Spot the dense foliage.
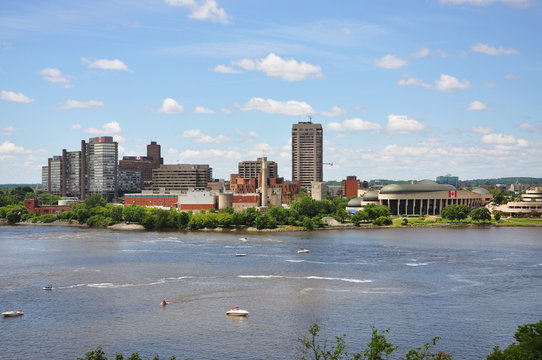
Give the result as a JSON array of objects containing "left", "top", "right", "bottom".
[
  {"left": 441, "top": 205, "right": 471, "bottom": 222},
  {"left": 77, "top": 346, "right": 178, "bottom": 360},
  {"left": 486, "top": 320, "right": 542, "bottom": 360}
]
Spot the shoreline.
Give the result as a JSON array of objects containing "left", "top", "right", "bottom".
[{"left": 2, "top": 219, "right": 541, "bottom": 232}]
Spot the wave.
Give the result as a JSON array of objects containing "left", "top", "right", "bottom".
[
  {"left": 405, "top": 263, "right": 429, "bottom": 267},
  {"left": 238, "top": 275, "right": 372, "bottom": 284},
  {"left": 61, "top": 276, "right": 193, "bottom": 290},
  {"left": 56, "top": 284, "right": 86, "bottom": 289}
]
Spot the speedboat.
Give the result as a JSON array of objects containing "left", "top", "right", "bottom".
[
  {"left": 235, "top": 253, "right": 247, "bottom": 257},
  {"left": 2, "top": 311, "right": 24, "bottom": 317},
  {"left": 239, "top": 237, "right": 248, "bottom": 242},
  {"left": 297, "top": 249, "right": 310, "bottom": 254},
  {"left": 160, "top": 299, "right": 168, "bottom": 306},
  {"left": 43, "top": 285, "right": 53, "bottom": 290},
  {"left": 226, "top": 307, "right": 249, "bottom": 316}
]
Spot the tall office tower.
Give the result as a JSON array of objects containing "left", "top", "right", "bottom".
[
  {"left": 292, "top": 121, "right": 323, "bottom": 189},
  {"left": 62, "top": 149, "right": 82, "bottom": 198},
  {"left": 81, "top": 136, "right": 118, "bottom": 202},
  {"left": 47, "top": 156, "right": 63, "bottom": 196},
  {"left": 119, "top": 141, "right": 163, "bottom": 184},
  {"left": 41, "top": 166, "right": 49, "bottom": 192},
  {"left": 238, "top": 158, "right": 278, "bottom": 180}
]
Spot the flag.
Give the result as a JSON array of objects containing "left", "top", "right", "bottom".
[{"left": 449, "top": 190, "right": 457, "bottom": 198}]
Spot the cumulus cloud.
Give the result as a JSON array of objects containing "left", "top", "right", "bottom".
[
  {"left": 72, "top": 121, "right": 122, "bottom": 135},
  {"left": 58, "top": 99, "right": 104, "bottom": 110},
  {"left": 165, "top": 0, "right": 230, "bottom": 24},
  {"left": 1, "top": 90, "right": 34, "bottom": 103},
  {"left": 517, "top": 122, "right": 542, "bottom": 133},
  {"left": 0, "top": 141, "right": 32, "bottom": 154},
  {"left": 327, "top": 118, "right": 382, "bottom": 132},
  {"left": 179, "top": 148, "right": 241, "bottom": 160},
  {"left": 470, "top": 43, "right": 519, "bottom": 56},
  {"left": 472, "top": 126, "right": 492, "bottom": 134},
  {"left": 374, "top": 54, "right": 407, "bottom": 69},
  {"left": 220, "top": 106, "right": 233, "bottom": 115},
  {"left": 439, "top": 0, "right": 529, "bottom": 7},
  {"left": 505, "top": 74, "right": 519, "bottom": 80},
  {"left": 412, "top": 48, "right": 430, "bottom": 58},
  {"left": 397, "top": 77, "right": 432, "bottom": 89},
  {"left": 434, "top": 74, "right": 471, "bottom": 92},
  {"left": 483, "top": 81, "right": 497, "bottom": 88},
  {"left": 194, "top": 106, "right": 215, "bottom": 114},
  {"left": 386, "top": 114, "right": 425, "bottom": 134},
  {"left": 156, "top": 98, "right": 184, "bottom": 114},
  {"left": 182, "top": 129, "right": 228, "bottom": 143},
  {"left": 1, "top": 126, "right": 19, "bottom": 136},
  {"left": 231, "top": 53, "right": 323, "bottom": 81},
  {"left": 320, "top": 106, "right": 347, "bottom": 117},
  {"left": 38, "top": 68, "right": 72, "bottom": 88},
  {"left": 241, "top": 97, "right": 316, "bottom": 116},
  {"left": 482, "top": 132, "right": 526, "bottom": 146},
  {"left": 235, "top": 129, "right": 259, "bottom": 138},
  {"left": 82, "top": 58, "right": 130, "bottom": 71},
  {"left": 211, "top": 64, "right": 242, "bottom": 74},
  {"left": 113, "top": 135, "right": 126, "bottom": 143},
  {"left": 466, "top": 100, "right": 488, "bottom": 111}
]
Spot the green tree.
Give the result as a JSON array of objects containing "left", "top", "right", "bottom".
[
  {"left": 6, "top": 205, "right": 29, "bottom": 224},
  {"left": 470, "top": 207, "right": 491, "bottom": 223},
  {"left": 486, "top": 320, "right": 542, "bottom": 360},
  {"left": 351, "top": 210, "right": 369, "bottom": 226},
  {"left": 177, "top": 211, "right": 190, "bottom": 229},
  {"left": 373, "top": 216, "right": 392, "bottom": 226},
  {"left": 84, "top": 194, "right": 107, "bottom": 208},
  {"left": 441, "top": 205, "right": 470, "bottom": 222},
  {"left": 493, "top": 211, "right": 502, "bottom": 222}
]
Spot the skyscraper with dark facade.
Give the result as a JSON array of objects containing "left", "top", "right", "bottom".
[
  {"left": 119, "top": 141, "right": 163, "bottom": 184},
  {"left": 292, "top": 121, "right": 323, "bottom": 189}
]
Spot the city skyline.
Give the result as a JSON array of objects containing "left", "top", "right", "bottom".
[{"left": 1, "top": 0, "right": 541, "bottom": 184}]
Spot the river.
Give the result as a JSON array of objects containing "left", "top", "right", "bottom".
[{"left": 0, "top": 225, "right": 540, "bottom": 360}]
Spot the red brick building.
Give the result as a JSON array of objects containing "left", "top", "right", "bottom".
[
  {"left": 119, "top": 141, "right": 163, "bottom": 184},
  {"left": 24, "top": 199, "right": 74, "bottom": 216},
  {"left": 341, "top": 176, "right": 362, "bottom": 198},
  {"left": 124, "top": 194, "right": 178, "bottom": 208}
]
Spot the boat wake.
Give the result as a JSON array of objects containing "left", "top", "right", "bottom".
[{"left": 238, "top": 275, "right": 372, "bottom": 284}]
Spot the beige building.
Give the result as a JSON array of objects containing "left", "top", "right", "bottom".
[
  {"left": 150, "top": 164, "right": 212, "bottom": 191},
  {"left": 347, "top": 180, "right": 490, "bottom": 215},
  {"left": 492, "top": 187, "right": 542, "bottom": 215},
  {"left": 238, "top": 158, "right": 278, "bottom": 179},
  {"left": 292, "top": 121, "right": 323, "bottom": 189}
]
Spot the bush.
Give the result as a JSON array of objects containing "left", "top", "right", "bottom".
[
  {"left": 86, "top": 215, "right": 110, "bottom": 227},
  {"left": 373, "top": 216, "right": 392, "bottom": 226},
  {"left": 493, "top": 211, "right": 502, "bottom": 222},
  {"left": 39, "top": 214, "right": 57, "bottom": 223}
]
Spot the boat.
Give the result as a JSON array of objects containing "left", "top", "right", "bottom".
[
  {"left": 2, "top": 311, "right": 24, "bottom": 317},
  {"left": 297, "top": 249, "right": 310, "bottom": 254},
  {"left": 235, "top": 253, "right": 247, "bottom": 257},
  {"left": 160, "top": 299, "right": 168, "bottom": 306},
  {"left": 43, "top": 284, "right": 53, "bottom": 290},
  {"left": 239, "top": 237, "right": 248, "bottom": 242},
  {"left": 226, "top": 307, "right": 249, "bottom": 316}
]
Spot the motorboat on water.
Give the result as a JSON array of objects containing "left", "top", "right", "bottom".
[
  {"left": 235, "top": 253, "right": 247, "bottom": 257},
  {"left": 297, "top": 249, "right": 310, "bottom": 254},
  {"left": 43, "top": 284, "right": 53, "bottom": 290},
  {"left": 239, "top": 237, "right": 248, "bottom": 242},
  {"left": 226, "top": 307, "right": 249, "bottom": 316},
  {"left": 160, "top": 299, "right": 168, "bottom": 306},
  {"left": 2, "top": 310, "right": 24, "bottom": 317}
]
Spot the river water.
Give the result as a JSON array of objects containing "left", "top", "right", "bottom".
[{"left": 0, "top": 225, "right": 540, "bottom": 360}]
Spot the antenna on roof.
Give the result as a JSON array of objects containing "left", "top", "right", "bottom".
[{"left": 308, "top": 115, "right": 312, "bottom": 123}]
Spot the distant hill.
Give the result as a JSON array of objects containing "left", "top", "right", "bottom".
[{"left": 463, "top": 177, "right": 542, "bottom": 186}]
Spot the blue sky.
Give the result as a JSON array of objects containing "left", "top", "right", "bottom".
[{"left": 1, "top": 0, "right": 541, "bottom": 184}]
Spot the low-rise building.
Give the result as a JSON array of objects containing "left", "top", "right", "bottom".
[
  {"left": 178, "top": 190, "right": 217, "bottom": 211},
  {"left": 24, "top": 199, "right": 74, "bottom": 216}
]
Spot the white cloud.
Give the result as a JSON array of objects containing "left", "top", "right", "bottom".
[
  {"left": 241, "top": 97, "right": 316, "bottom": 117},
  {"left": 182, "top": 129, "right": 228, "bottom": 143},
  {"left": 82, "top": 58, "right": 130, "bottom": 71},
  {"left": 156, "top": 98, "right": 184, "bottom": 114},
  {"left": 1, "top": 126, "right": 19, "bottom": 136},
  {"left": 113, "top": 135, "right": 126, "bottom": 143},
  {"left": 482, "top": 133, "right": 521, "bottom": 145},
  {"left": 247, "top": 143, "right": 277, "bottom": 157},
  {"left": 232, "top": 53, "right": 323, "bottom": 81},
  {"left": 73, "top": 121, "right": 122, "bottom": 135},
  {"left": 58, "top": 99, "right": 104, "bottom": 110},
  {"left": 436, "top": 49, "right": 450, "bottom": 57},
  {"left": 194, "top": 106, "right": 215, "bottom": 114},
  {"left": 473, "top": 126, "right": 493, "bottom": 134},
  {"left": 164, "top": 0, "right": 230, "bottom": 24},
  {"left": 320, "top": 106, "right": 347, "bottom": 117},
  {"left": 439, "top": 0, "right": 529, "bottom": 7},
  {"left": 220, "top": 106, "right": 233, "bottom": 115},
  {"left": 470, "top": 43, "right": 519, "bottom": 56},
  {"left": 483, "top": 81, "right": 497, "bottom": 88},
  {"left": 179, "top": 148, "right": 241, "bottom": 160},
  {"left": 434, "top": 74, "right": 471, "bottom": 92},
  {"left": 505, "top": 74, "right": 519, "bottom": 80},
  {"left": 38, "top": 68, "right": 72, "bottom": 88},
  {"left": 327, "top": 118, "right": 382, "bottom": 132},
  {"left": 412, "top": 48, "right": 430, "bottom": 58},
  {"left": 374, "top": 54, "right": 407, "bottom": 69},
  {"left": 397, "top": 77, "right": 432, "bottom": 89},
  {"left": 1, "top": 90, "right": 34, "bottom": 103},
  {"left": 466, "top": 100, "right": 488, "bottom": 111},
  {"left": 517, "top": 122, "right": 542, "bottom": 133},
  {"left": 386, "top": 114, "right": 425, "bottom": 134},
  {"left": 211, "top": 64, "right": 242, "bottom": 74},
  {"left": 235, "top": 129, "right": 259, "bottom": 138},
  {"left": 0, "top": 141, "right": 32, "bottom": 154}
]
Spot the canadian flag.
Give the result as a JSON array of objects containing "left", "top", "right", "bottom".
[
  {"left": 136, "top": 156, "right": 141, "bottom": 160},
  {"left": 449, "top": 190, "right": 457, "bottom": 198}
]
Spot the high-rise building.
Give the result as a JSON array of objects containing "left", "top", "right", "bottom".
[
  {"left": 41, "top": 166, "right": 49, "bottom": 192},
  {"left": 341, "top": 176, "right": 361, "bottom": 198},
  {"left": 47, "top": 156, "right": 63, "bottom": 195},
  {"left": 238, "top": 158, "right": 278, "bottom": 179},
  {"left": 81, "top": 136, "right": 118, "bottom": 202},
  {"left": 62, "top": 149, "right": 82, "bottom": 198},
  {"left": 436, "top": 174, "right": 459, "bottom": 188},
  {"left": 292, "top": 121, "right": 323, "bottom": 189},
  {"left": 150, "top": 164, "right": 212, "bottom": 191},
  {"left": 119, "top": 141, "right": 163, "bottom": 184}
]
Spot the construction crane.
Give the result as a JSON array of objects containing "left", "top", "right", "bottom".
[{"left": 323, "top": 162, "right": 333, "bottom": 166}]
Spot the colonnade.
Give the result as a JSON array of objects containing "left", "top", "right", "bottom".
[{"left": 380, "top": 197, "right": 482, "bottom": 216}]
